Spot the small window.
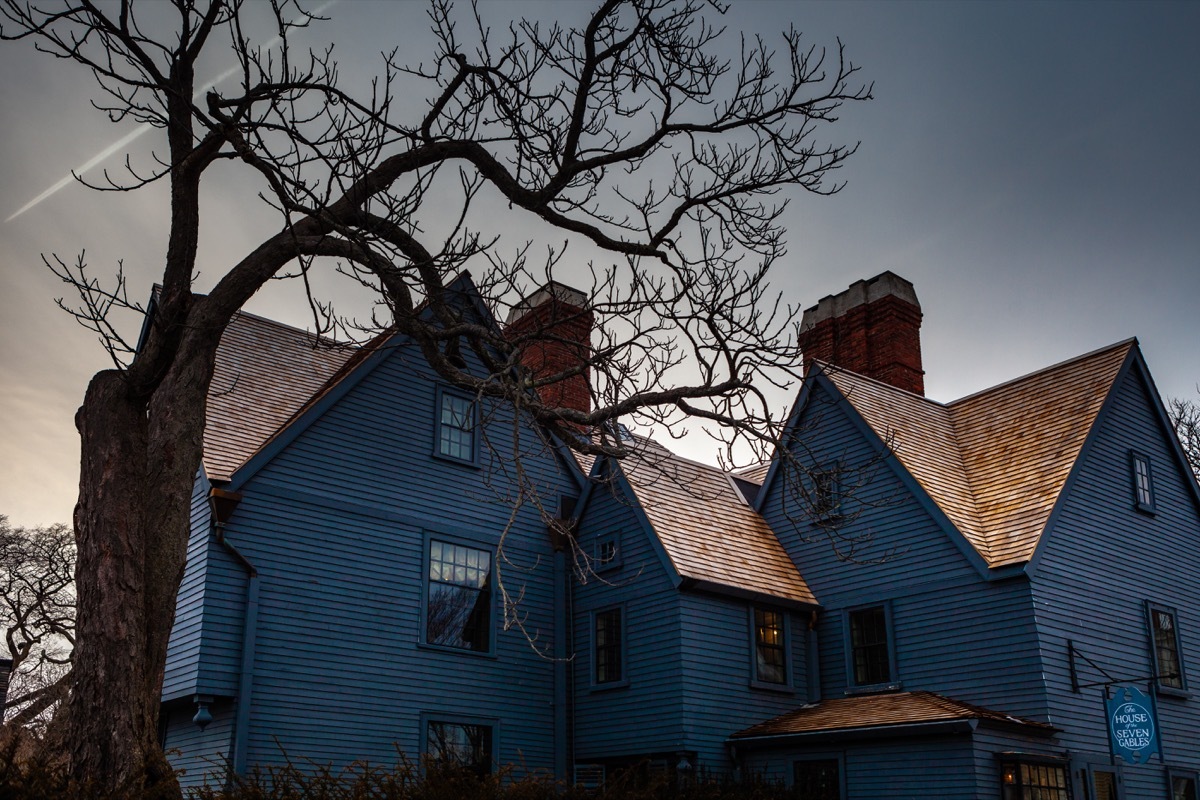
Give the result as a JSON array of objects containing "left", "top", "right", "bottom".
[
  {"left": 1172, "top": 773, "right": 1199, "bottom": 800},
  {"left": 1000, "top": 760, "right": 1070, "bottom": 800},
  {"left": 426, "top": 540, "right": 491, "bottom": 652},
  {"left": 426, "top": 720, "right": 493, "bottom": 776},
  {"left": 1147, "top": 603, "right": 1186, "bottom": 691},
  {"left": 1131, "top": 451, "right": 1155, "bottom": 513},
  {"left": 847, "top": 605, "right": 893, "bottom": 688},
  {"left": 793, "top": 758, "right": 840, "bottom": 799},
  {"left": 594, "top": 607, "right": 623, "bottom": 684},
  {"left": 594, "top": 533, "right": 620, "bottom": 572},
  {"left": 754, "top": 608, "right": 788, "bottom": 685},
  {"left": 812, "top": 465, "right": 842, "bottom": 520},
  {"left": 437, "top": 389, "right": 477, "bottom": 463}
]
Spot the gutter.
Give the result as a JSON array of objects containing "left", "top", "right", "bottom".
[{"left": 208, "top": 487, "right": 257, "bottom": 778}]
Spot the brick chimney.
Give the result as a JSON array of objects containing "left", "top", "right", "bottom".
[
  {"left": 506, "top": 281, "right": 594, "bottom": 414},
  {"left": 797, "top": 271, "right": 924, "bottom": 395}
]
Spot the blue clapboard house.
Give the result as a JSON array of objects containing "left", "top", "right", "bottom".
[{"left": 160, "top": 272, "right": 1200, "bottom": 799}]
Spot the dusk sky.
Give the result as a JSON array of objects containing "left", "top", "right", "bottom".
[{"left": 1, "top": 0, "right": 1198, "bottom": 528}]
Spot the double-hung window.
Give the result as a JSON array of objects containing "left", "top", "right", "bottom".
[
  {"left": 436, "top": 388, "right": 477, "bottom": 463},
  {"left": 1171, "top": 772, "right": 1199, "bottom": 800},
  {"left": 594, "top": 607, "right": 624, "bottom": 685},
  {"left": 753, "top": 608, "right": 788, "bottom": 686},
  {"left": 846, "top": 604, "right": 896, "bottom": 690},
  {"left": 426, "top": 540, "right": 492, "bottom": 652},
  {"left": 1147, "top": 602, "right": 1186, "bottom": 691},
  {"left": 426, "top": 719, "right": 493, "bottom": 776}
]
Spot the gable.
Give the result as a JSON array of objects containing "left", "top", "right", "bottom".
[{"left": 820, "top": 341, "right": 1134, "bottom": 569}]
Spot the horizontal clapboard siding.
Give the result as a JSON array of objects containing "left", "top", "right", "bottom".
[
  {"left": 1032, "top": 364, "right": 1200, "bottom": 772},
  {"left": 678, "top": 592, "right": 809, "bottom": 774},
  {"left": 161, "top": 475, "right": 208, "bottom": 701},
  {"left": 741, "top": 734, "right": 978, "bottom": 799},
  {"left": 190, "top": 339, "right": 576, "bottom": 775},
  {"left": 572, "top": 475, "right": 684, "bottom": 760},
  {"left": 163, "top": 698, "right": 234, "bottom": 789},
  {"left": 761, "top": 383, "right": 1045, "bottom": 715}
]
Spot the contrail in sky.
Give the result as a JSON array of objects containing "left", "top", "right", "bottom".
[{"left": 5, "top": 0, "right": 338, "bottom": 224}]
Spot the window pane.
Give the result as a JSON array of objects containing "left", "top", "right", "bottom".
[
  {"left": 1092, "top": 770, "right": 1118, "bottom": 800},
  {"left": 595, "top": 608, "right": 623, "bottom": 683},
  {"left": 755, "top": 609, "right": 787, "bottom": 684},
  {"left": 427, "top": 721, "right": 492, "bottom": 776},
  {"left": 439, "top": 394, "right": 475, "bottom": 460},
  {"left": 1134, "top": 456, "right": 1153, "bottom": 507},
  {"left": 849, "top": 606, "right": 891, "bottom": 685},
  {"left": 1173, "top": 776, "right": 1198, "bottom": 800},
  {"left": 1001, "top": 761, "right": 1070, "bottom": 800},
  {"left": 794, "top": 759, "right": 839, "bottom": 800},
  {"left": 1153, "top": 608, "right": 1184, "bottom": 689},
  {"left": 427, "top": 542, "right": 491, "bottom": 651}
]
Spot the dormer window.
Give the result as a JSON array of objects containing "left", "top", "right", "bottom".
[{"left": 1131, "top": 451, "right": 1155, "bottom": 514}]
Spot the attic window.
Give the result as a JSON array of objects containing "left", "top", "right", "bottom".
[
  {"left": 1130, "top": 451, "right": 1155, "bottom": 513},
  {"left": 436, "top": 388, "right": 477, "bottom": 464}
]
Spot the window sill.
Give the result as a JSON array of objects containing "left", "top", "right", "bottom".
[
  {"left": 844, "top": 681, "right": 903, "bottom": 696},
  {"left": 417, "top": 641, "right": 498, "bottom": 660},
  {"left": 749, "top": 680, "right": 795, "bottom": 695},
  {"left": 431, "top": 451, "right": 482, "bottom": 469},
  {"left": 589, "top": 679, "right": 630, "bottom": 693},
  {"left": 1155, "top": 685, "right": 1190, "bottom": 700}
]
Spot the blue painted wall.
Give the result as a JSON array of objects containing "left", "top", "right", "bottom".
[
  {"left": 571, "top": 464, "right": 685, "bottom": 765},
  {"left": 164, "top": 336, "right": 580, "bottom": 787},
  {"left": 1030, "top": 360, "right": 1200, "bottom": 785},
  {"left": 759, "top": 380, "right": 1046, "bottom": 718}
]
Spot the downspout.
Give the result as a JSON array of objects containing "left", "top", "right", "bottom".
[
  {"left": 208, "top": 487, "right": 257, "bottom": 778},
  {"left": 550, "top": 515, "right": 573, "bottom": 781}
]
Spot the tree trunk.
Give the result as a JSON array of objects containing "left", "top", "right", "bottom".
[{"left": 69, "top": 305, "right": 223, "bottom": 796}]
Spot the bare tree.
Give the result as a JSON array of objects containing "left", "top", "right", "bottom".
[
  {"left": 0, "top": 516, "right": 75, "bottom": 737},
  {"left": 0, "top": 0, "right": 870, "bottom": 793},
  {"left": 1169, "top": 394, "right": 1200, "bottom": 481}
]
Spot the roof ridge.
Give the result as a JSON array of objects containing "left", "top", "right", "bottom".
[
  {"left": 812, "top": 360, "right": 949, "bottom": 407},
  {"left": 948, "top": 338, "right": 1136, "bottom": 407},
  {"left": 229, "top": 307, "right": 350, "bottom": 350}
]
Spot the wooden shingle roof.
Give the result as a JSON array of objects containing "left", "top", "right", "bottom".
[
  {"left": 619, "top": 440, "right": 815, "bottom": 605},
  {"left": 824, "top": 340, "right": 1134, "bottom": 568},
  {"left": 203, "top": 312, "right": 354, "bottom": 481},
  {"left": 730, "top": 691, "right": 1055, "bottom": 740}
]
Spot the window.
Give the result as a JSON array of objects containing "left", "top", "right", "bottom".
[
  {"left": 426, "top": 720, "right": 493, "bottom": 776},
  {"left": 1147, "top": 603, "right": 1186, "bottom": 690},
  {"left": 1131, "top": 451, "right": 1155, "bottom": 513},
  {"left": 594, "top": 532, "right": 620, "bottom": 572},
  {"left": 436, "top": 389, "right": 476, "bottom": 463},
  {"left": 753, "top": 608, "right": 788, "bottom": 685},
  {"left": 426, "top": 541, "right": 491, "bottom": 652},
  {"left": 1172, "top": 773, "right": 1198, "bottom": 800},
  {"left": 594, "top": 607, "right": 623, "bottom": 684},
  {"left": 999, "top": 760, "right": 1070, "bottom": 800},
  {"left": 812, "top": 464, "right": 842, "bottom": 521},
  {"left": 847, "top": 605, "right": 894, "bottom": 688},
  {"left": 793, "top": 758, "right": 840, "bottom": 800}
]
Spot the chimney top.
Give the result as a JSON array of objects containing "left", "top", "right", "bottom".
[
  {"left": 800, "top": 271, "right": 918, "bottom": 331},
  {"left": 797, "top": 271, "right": 924, "bottom": 395},
  {"left": 507, "top": 281, "right": 588, "bottom": 325}
]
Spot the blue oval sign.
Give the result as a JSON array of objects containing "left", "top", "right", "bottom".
[{"left": 1106, "top": 685, "right": 1160, "bottom": 764}]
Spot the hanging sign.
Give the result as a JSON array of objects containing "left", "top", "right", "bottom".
[{"left": 1106, "top": 685, "right": 1161, "bottom": 764}]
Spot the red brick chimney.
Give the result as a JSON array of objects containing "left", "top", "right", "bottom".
[
  {"left": 797, "top": 271, "right": 924, "bottom": 395},
  {"left": 505, "top": 282, "right": 594, "bottom": 414}
]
